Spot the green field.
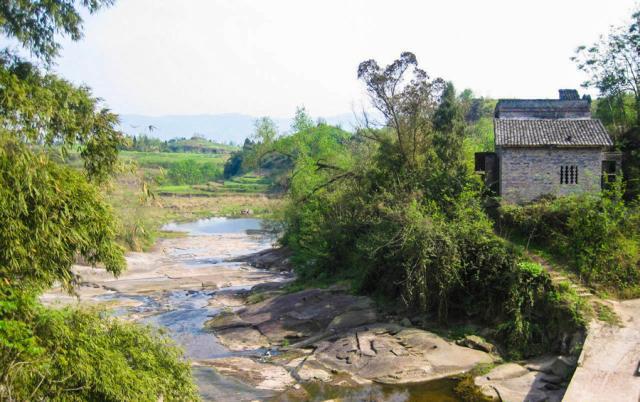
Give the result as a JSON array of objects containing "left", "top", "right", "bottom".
[
  {"left": 119, "top": 150, "right": 229, "bottom": 169},
  {"left": 157, "top": 175, "right": 272, "bottom": 196},
  {"left": 164, "top": 137, "right": 238, "bottom": 153}
]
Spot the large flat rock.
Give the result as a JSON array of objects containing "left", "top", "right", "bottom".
[
  {"left": 475, "top": 363, "right": 565, "bottom": 402},
  {"left": 205, "top": 288, "right": 377, "bottom": 349},
  {"left": 315, "top": 325, "right": 495, "bottom": 384},
  {"left": 199, "top": 357, "right": 296, "bottom": 391},
  {"left": 564, "top": 298, "right": 640, "bottom": 402}
]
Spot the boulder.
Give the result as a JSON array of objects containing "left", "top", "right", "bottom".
[
  {"left": 525, "top": 355, "right": 577, "bottom": 380},
  {"left": 476, "top": 362, "right": 568, "bottom": 402},
  {"left": 314, "top": 326, "right": 494, "bottom": 385},
  {"left": 327, "top": 309, "right": 377, "bottom": 331},
  {"left": 206, "top": 288, "right": 377, "bottom": 349},
  {"left": 201, "top": 357, "right": 295, "bottom": 391},
  {"left": 230, "top": 247, "right": 293, "bottom": 272},
  {"left": 484, "top": 363, "right": 530, "bottom": 381},
  {"left": 455, "top": 335, "right": 496, "bottom": 354}
]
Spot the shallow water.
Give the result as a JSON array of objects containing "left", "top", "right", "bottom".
[
  {"left": 162, "top": 217, "right": 264, "bottom": 235},
  {"left": 143, "top": 290, "right": 228, "bottom": 359},
  {"left": 107, "top": 217, "right": 463, "bottom": 401},
  {"left": 285, "top": 378, "right": 461, "bottom": 402}
]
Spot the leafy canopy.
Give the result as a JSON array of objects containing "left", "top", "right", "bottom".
[
  {"left": 573, "top": 8, "right": 640, "bottom": 124},
  {"left": 0, "top": 1, "right": 198, "bottom": 400},
  {"left": 0, "top": 0, "right": 114, "bottom": 63},
  {"left": 280, "top": 53, "right": 585, "bottom": 357}
]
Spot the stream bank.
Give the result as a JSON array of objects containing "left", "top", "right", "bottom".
[{"left": 42, "top": 217, "right": 570, "bottom": 401}]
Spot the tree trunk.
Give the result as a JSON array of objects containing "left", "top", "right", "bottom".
[{"left": 636, "top": 95, "right": 640, "bottom": 127}]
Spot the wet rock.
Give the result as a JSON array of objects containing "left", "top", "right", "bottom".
[
  {"left": 204, "top": 311, "right": 251, "bottom": 331},
  {"left": 207, "top": 288, "right": 377, "bottom": 350},
  {"left": 525, "top": 355, "right": 577, "bottom": 380},
  {"left": 327, "top": 309, "right": 377, "bottom": 331},
  {"left": 455, "top": 335, "right": 496, "bottom": 354},
  {"left": 216, "top": 327, "right": 270, "bottom": 351},
  {"left": 202, "top": 357, "right": 296, "bottom": 391},
  {"left": 230, "top": 247, "right": 293, "bottom": 272},
  {"left": 475, "top": 363, "right": 566, "bottom": 402},
  {"left": 291, "top": 356, "right": 333, "bottom": 382},
  {"left": 400, "top": 318, "right": 412, "bottom": 327}
]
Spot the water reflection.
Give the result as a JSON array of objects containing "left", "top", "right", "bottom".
[{"left": 163, "top": 217, "right": 264, "bottom": 235}]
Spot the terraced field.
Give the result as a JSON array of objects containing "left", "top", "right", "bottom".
[{"left": 157, "top": 175, "right": 272, "bottom": 196}]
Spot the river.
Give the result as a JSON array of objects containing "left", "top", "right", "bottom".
[{"left": 43, "top": 217, "right": 463, "bottom": 401}]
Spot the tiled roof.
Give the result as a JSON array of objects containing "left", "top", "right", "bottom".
[
  {"left": 494, "top": 119, "right": 613, "bottom": 147},
  {"left": 495, "top": 99, "right": 591, "bottom": 119}
]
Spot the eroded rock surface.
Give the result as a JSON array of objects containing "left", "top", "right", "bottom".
[
  {"left": 230, "top": 247, "right": 293, "bottom": 272},
  {"left": 205, "top": 287, "right": 377, "bottom": 348},
  {"left": 314, "top": 325, "right": 494, "bottom": 384},
  {"left": 475, "top": 361, "right": 567, "bottom": 402},
  {"left": 199, "top": 357, "right": 296, "bottom": 391},
  {"left": 205, "top": 287, "right": 496, "bottom": 388}
]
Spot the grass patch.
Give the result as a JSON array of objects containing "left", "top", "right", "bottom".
[
  {"left": 120, "top": 150, "right": 228, "bottom": 170},
  {"left": 107, "top": 172, "right": 283, "bottom": 251},
  {"left": 453, "top": 374, "right": 496, "bottom": 402},
  {"left": 593, "top": 302, "right": 621, "bottom": 326},
  {"left": 157, "top": 230, "right": 188, "bottom": 239},
  {"left": 156, "top": 174, "right": 273, "bottom": 196}
]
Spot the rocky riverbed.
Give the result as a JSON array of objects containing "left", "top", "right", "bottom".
[{"left": 42, "top": 217, "right": 576, "bottom": 401}]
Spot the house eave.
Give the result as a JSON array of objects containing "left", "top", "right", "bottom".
[{"left": 495, "top": 144, "right": 610, "bottom": 149}]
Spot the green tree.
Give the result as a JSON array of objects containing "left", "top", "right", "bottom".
[
  {"left": 0, "top": 0, "right": 114, "bottom": 64},
  {"left": 291, "top": 105, "right": 314, "bottom": 132},
  {"left": 281, "top": 53, "right": 584, "bottom": 357},
  {"left": 574, "top": 8, "right": 640, "bottom": 200},
  {"left": 573, "top": 8, "right": 640, "bottom": 125},
  {"left": 252, "top": 116, "right": 278, "bottom": 144},
  {"left": 433, "top": 82, "right": 462, "bottom": 132},
  {"left": 0, "top": 1, "right": 197, "bottom": 400},
  {"left": 357, "top": 51, "right": 445, "bottom": 167}
]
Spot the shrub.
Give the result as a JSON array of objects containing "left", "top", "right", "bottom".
[
  {"left": 0, "top": 288, "right": 198, "bottom": 401},
  {"left": 498, "top": 185, "right": 640, "bottom": 291},
  {"left": 165, "top": 159, "right": 222, "bottom": 185}
]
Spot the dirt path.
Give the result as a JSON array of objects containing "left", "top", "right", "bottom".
[
  {"left": 563, "top": 298, "right": 640, "bottom": 402},
  {"left": 525, "top": 252, "right": 640, "bottom": 402}
]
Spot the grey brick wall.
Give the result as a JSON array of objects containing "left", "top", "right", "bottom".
[{"left": 498, "top": 147, "right": 603, "bottom": 204}]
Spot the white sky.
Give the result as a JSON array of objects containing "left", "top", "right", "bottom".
[{"left": 55, "top": 0, "right": 638, "bottom": 118}]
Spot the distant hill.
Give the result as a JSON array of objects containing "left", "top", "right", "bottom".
[{"left": 117, "top": 113, "right": 358, "bottom": 145}]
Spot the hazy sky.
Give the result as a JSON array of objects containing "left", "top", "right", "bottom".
[{"left": 55, "top": 0, "right": 638, "bottom": 118}]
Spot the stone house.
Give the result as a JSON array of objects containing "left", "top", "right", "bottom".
[{"left": 475, "top": 89, "right": 619, "bottom": 204}]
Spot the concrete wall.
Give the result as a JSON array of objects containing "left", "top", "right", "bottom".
[{"left": 498, "top": 147, "right": 603, "bottom": 204}]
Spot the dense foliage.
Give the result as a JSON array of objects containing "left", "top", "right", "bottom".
[
  {"left": 278, "top": 53, "right": 585, "bottom": 356},
  {"left": 498, "top": 186, "right": 640, "bottom": 294},
  {"left": 574, "top": 7, "right": 640, "bottom": 199},
  {"left": 1, "top": 291, "right": 197, "bottom": 401},
  {"left": 162, "top": 158, "right": 222, "bottom": 185},
  {"left": 0, "top": 1, "right": 198, "bottom": 400},
  {"left": 122, "top": 134, "right": 234, "bottom": 154}
]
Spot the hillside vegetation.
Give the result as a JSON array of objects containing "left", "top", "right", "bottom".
[
  {"left": 0, "top": 2, "right": 198, "bottom": 399},
  {"left": 243, "top": 54, "right": 588, "bottom": 358}
]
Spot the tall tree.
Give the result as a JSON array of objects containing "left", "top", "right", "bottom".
[
  {"left": 0, "top": 0, "right": 114, "bottom": 63},
  {"left": 0, "top": 1, "right": 197, "bottom": 399},
  {"left": 291, "top": 105, "right": 314, "bottom": 133},
  {"left": 573, "top": 7, "right": 640, "bottom": 200},
  {"left": 433, "top": 81, "right": 462, "bottom": 132},
  {"left": 252, "top": 116, "right": 278, "bottom": 144},
  {"left": 357, "top": 51, "right": 445, "bottom": 167},
  {"left": 573, "top": 8, "right": 640, "bottom": 125}
]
